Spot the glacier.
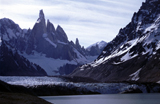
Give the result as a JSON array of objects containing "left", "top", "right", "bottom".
[{"left": 0, "top": 76, "right": 160, "bottom": 94}]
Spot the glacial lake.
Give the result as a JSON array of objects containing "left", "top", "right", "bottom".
[{"left": 41, "top": 94, "right": 160, "bottom": 104}]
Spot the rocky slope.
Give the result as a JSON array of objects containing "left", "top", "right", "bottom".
[
  {"left": 70, "top": 0, "right": 160, "bottom": 83},
  {"left": 0, "top": 80, "right": 51, "bottom": 104}
]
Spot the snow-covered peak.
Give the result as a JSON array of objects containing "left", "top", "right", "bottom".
[
  {"left": 97, "top": 41, "right": 108, "bottom": 49},
  {"left": 0, "top": 18, "right": 22, "bottom": 41},
  {"left": 86, "top": 41, "right": 107, "bottom": 51}
]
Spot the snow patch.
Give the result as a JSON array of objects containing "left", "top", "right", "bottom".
[
  {"left": 43, "top": 33, "right": 57, "bottom": 48},
  {"left": 7, "top": 28, "right": 17, "bottom": 39},
  {"left": 92, "top": 38, "right": 139, "bottom": 67},
  {"left": 45, "top": 38, "right": 57, "bottom": 47},
  {"left": 121, "top": 52, "right": 130, "bottom": 61},
  {"left": 43, "top": 33, "right": 48, "bottom": 38},
  {"left": 73, "top": 48, "right": 88, "bottom": 64},
  {"left": 36, "top": 18, "right": 41, "bottom": 23},
  {"left": 57, "top": 40, "right": 68, "bottom": 45},
  {"left": 136, "top": 22, "right": 142, "bottom": 32},
  {"left": 129, "top": 68, "right": 142, "bottom": 81},
  {"left": 157, "top": 80, "right": 160, "bottom": 84},
  {"left": 156, "top": 41, "right": 160, "bottom": 50},
  {"left": 121, "top": 52, "right": 138, "bottom": 62},
  {"left": 144, "top": 15, "right": 160, "bottom": 34},
  {"left": 52, "top": 32, "right": 55, "bottom": 35},
  {"left": 112, "top": 62, "right": 122, "bottom": 65},
  {"left": 80, "top": 68, "right": 84, "bottom": 71},
  {"left": 0, "top": 36, "right": 1, "bottom": 46}
]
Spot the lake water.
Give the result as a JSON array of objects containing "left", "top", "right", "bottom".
[{"left": 41, "top": 94, "right": 160, "bottom": 104}]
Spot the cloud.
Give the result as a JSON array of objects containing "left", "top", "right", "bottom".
[{"left": 0, "top": 0, "right": 145, "bottom": 47}]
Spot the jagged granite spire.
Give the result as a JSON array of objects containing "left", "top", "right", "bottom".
[
  {"left": 39, "top": 9, "right": 44, "bottom": 19},
  {"left": 47, "top": 19, "right": 56, "bottom": 33},
  {"left": 75, "top": 38, "right": 81, "bottom": 49},
  {"left": 56, "top": 25, "right": 68, "bottom": 43},
  {"left": 37, "top": 9, "right": 45, "bottom": 23},
  {"left": 26, "top": 9, "right": 47, "bottom": 54},
  {"left": 46, "top": 19, "right": 56, "bottom": 42}
]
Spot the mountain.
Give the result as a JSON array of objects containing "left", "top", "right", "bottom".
[
  {"left": 0, "top": 18, "right": 47, "bottom": 76},
  {"left": 86, "top": 41, "right": 107, "bottom": 56},
  {"left": 70, "top": 0, "right": 160, "bottom": 83},
  {"left": 0, "top": 10, "right": 102, "bottom": 76}
]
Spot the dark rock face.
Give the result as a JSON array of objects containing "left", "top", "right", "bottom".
[
  {"left": 0, "top": 93, "right": 52, "bottom": 104},
  {"left": 70, "top": 0, "right": 160, "bottom": 83},
  {"left": 0, "top": 41, "right": 47, "bottom": 76},
  {"left": 58, "top": 64, "right": 81, "bottom": 75},
  {"left": 0, "top": 80, "right": 51, "bottom": 104}
]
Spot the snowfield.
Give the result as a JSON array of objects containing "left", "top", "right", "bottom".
[
  {"left": 20, "top": 51, "right": 97, "bottom": 76},
  {"left": 21, "top": 52, "right": 78, "bottom": 76}
]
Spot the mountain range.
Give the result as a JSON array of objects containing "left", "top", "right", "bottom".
[
  {"left": 70, "top": 0, "right": 160, "bottom": 83},
  {"left": 0, "top": 10, "right": 106, "bottom": 76}
]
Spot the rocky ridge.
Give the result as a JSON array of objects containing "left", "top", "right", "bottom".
[{"left": 70, "top": 0, "right": 160, "bottom": 83}]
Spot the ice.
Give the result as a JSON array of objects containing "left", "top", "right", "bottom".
[
  {"left": 0, "top": 76, "right": 64, "bottom": 87},
  {"left": 129, "top": 68, "right": 142, "bottom": 81},
  {"left": 0, "top": 76, "right": 150, "bottom": 94}
]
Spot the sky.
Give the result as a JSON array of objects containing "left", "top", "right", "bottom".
[{"left": 0, "top": 0, "right": 145, "bottom": 48}]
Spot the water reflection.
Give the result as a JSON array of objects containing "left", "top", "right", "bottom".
[{"left": 41, "top": 94, "right": 160, "bottom": 104}]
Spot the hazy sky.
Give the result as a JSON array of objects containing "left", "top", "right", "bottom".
[{"left": 0, "top": 0, "right": 145, "bottom": 47}]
